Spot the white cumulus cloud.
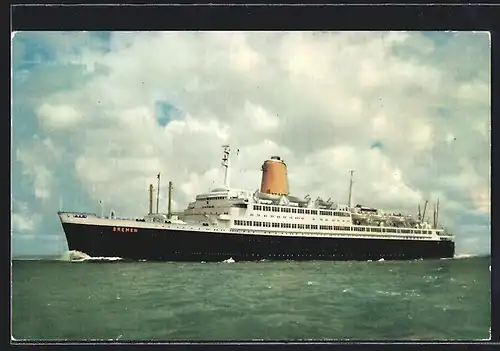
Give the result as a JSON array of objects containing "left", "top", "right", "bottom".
[{"left": 37, "top": 103, "right": 82, "bottom": 132}]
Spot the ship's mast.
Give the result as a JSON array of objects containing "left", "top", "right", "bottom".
[
  {"left": 436, "top": 197, "right": 440, "bottom": 228},
  {"left": 421, "top": 200, "right": 428, "bottom": 224},
  {"left": 348, "top": 170, "right": 355, "bottom": 207},
  {"left": 222, "top": 145, "right": 231, "bottom": 188},
  {"left": 148, "top": 184, "right": 154, "bottom": 215},
  {"left": 433, "top": 202, "right": 437, "bottom": 228},
  {"left": 167, "top": 181, "right": 173, "bottom": 219},
  {"left": 156, "top": 172, "right": 161, "bottom": 214}
]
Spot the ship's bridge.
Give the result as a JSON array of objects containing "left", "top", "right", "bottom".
[{"left": 195, "top": 187, "right": 253, "bottom": 201}]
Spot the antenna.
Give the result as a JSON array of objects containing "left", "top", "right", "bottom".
[
  {"left": 221, "top": 145, "right": 231, "bottom": 188},
  {"left": 418, "top": 203, "right": 421, "bottom": 222},
  {"left": 348, "top": 170, "right": 355, "bottom": 208},
  {"left": 99, "top": 200, "right": 104, "bottom": 218},
  {"left": 156, "top": 173, "right": 161, "bottom": 214}
]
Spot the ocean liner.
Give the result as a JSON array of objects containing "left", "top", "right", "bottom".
[{"left": 58, "top": 146, "right": 455, "bottom": 262}]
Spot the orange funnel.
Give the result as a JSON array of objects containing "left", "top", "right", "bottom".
[{"left": 260, "top": 156, "right": 289, "bottom": 196}]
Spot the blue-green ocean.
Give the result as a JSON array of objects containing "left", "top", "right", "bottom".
[{"left": 11, "top": 255, "right": 490, "bottom": 341}]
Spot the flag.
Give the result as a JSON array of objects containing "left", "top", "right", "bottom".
[
  {"left": 157, "top": 173, "right": 160, "bottom": 179},
  {"left": 237, "top": 149, "right": 240, "bottom": 156}
]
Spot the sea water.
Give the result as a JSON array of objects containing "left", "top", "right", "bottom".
[{"left": 11, "top": 255, "right": 491, "bottom": 341}]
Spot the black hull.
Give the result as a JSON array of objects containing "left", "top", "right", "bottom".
[{"left": 61, "top": 223, "right": 455, "bottom": 262}]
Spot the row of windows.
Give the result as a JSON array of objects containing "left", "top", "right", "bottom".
[
  {"left": 234, "top": 220, "right": 432, "bottom": 235},
  {"left": 186, "top": 211, "right": 229, "bottom": 215},
  {"left": 252, "top": 205, "right": 350, "bottom": 217},
  {"left": 235, "top": 220, "right": 319, "bottom": 230},
  {"left": 231, "top": 228, "right": 429, "bottom": 241},
  {"left": 250, "top": 213, "right": 350, "bottom": 223},
  {"left": 197, "top": 196, "right": 227, "bottom": 201}
]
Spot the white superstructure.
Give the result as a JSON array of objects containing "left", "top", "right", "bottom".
[{"left": 175, "top": 146, "right": 454, "bottom": 242}]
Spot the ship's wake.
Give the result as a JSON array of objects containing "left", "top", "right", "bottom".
[
  {"left": 441, "top": 253, "right": 483, "bottom": 260},
  {"left": 60, "top": 250, "right": 123, "bottom": 263}
]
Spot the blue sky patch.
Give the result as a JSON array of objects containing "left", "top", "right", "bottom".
[
  {"left": 156, "top": 101, "right": 181, "bottom": 127},
  {"left": 370, "top": 141, "right": 384, "bottom": 149},
  {"left": 13, "top": 33, "right": 57, "bottom": 70},
  {"left": 435, "top": 106, "right": 451, "bottom": 117}
]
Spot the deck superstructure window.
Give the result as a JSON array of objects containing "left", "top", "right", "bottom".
[{"left": 233, "top": 217, "right": 425, "bottom": 242}]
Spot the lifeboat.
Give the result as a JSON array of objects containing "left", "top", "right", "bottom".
[
  {"left": 289, "top": 195, "right": 312, "bottom": 205},
  {"left": 256, "top": 192, "right": 281, "bottom": 201}
]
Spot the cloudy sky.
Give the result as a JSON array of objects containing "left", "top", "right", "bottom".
[{"left": 11, "top": 31, "right": 490, "bottom": 257}]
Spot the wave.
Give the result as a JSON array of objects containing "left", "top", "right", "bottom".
[
  {"left": 60, "top": 250, "right": 123, "bottom": 263},
  {"left": 75, "top": 256, "right": 123, "bottom": 262},
  {"left": 222, "top": 257, "right": 235, "bottom": 263},
  {"left": 453, "top": 253, "right": 481, "bottom": 259},
  {"left": 437, "top": 253, "right": 481, "bottom": 261}
]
